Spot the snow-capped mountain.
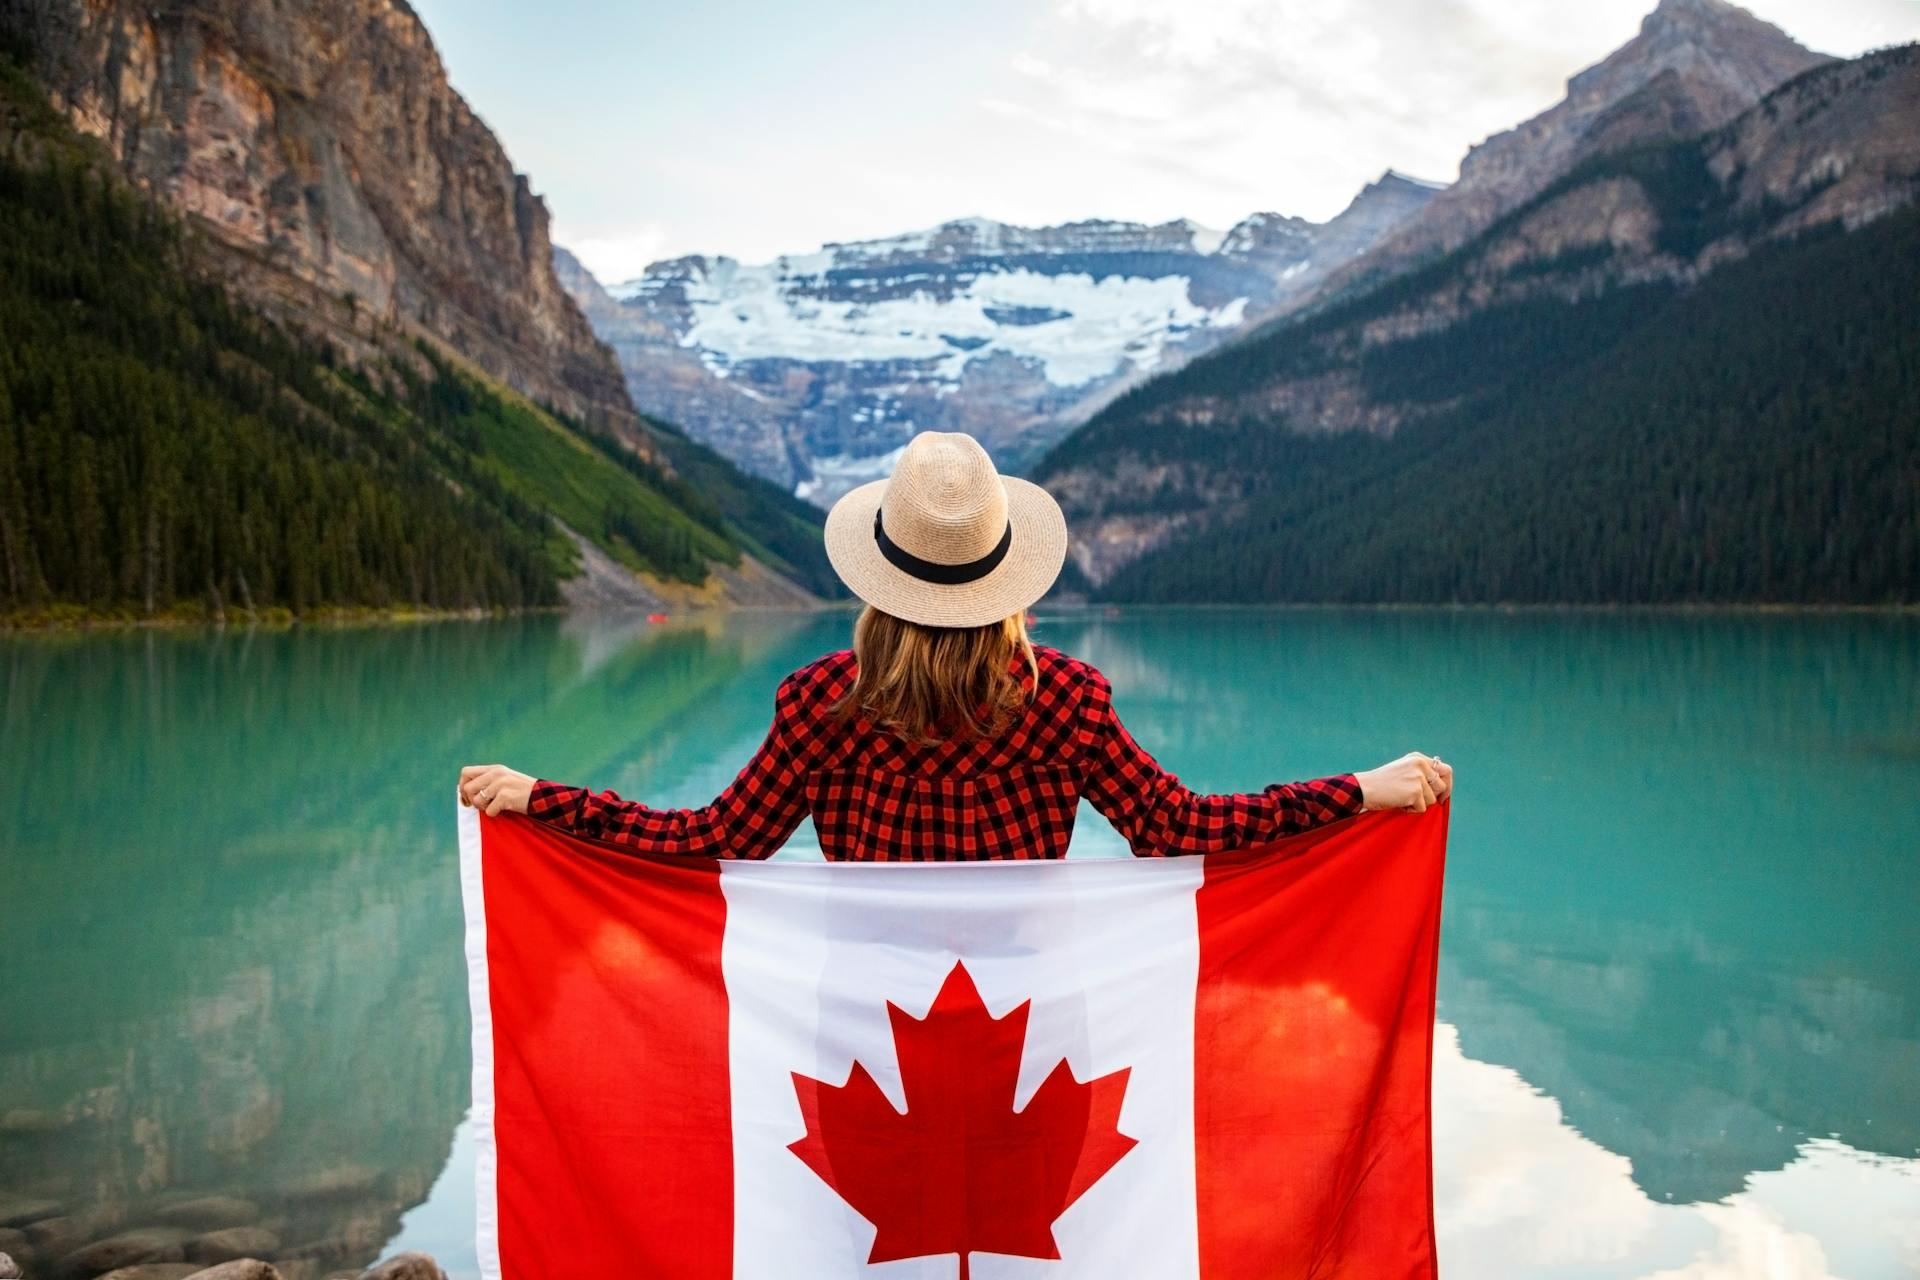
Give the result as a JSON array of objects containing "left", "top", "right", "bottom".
[{"left": 558, "top": 171, "right": 1441, "bottom": 503}]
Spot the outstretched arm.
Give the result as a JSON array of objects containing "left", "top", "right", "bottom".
[
  {"left": 1076, "top": 671, "right": 1365, "bottom": 857},
  {"left": 458, "top": 680, "right": 810, "bottom": 860}
]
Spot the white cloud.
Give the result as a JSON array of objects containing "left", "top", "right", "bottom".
[
  {"left": 424, "top": 0, "right": 1920, "bottom": 272},
  {"left": 984, "top": 0, "right": 1920, "bottom": 225}
]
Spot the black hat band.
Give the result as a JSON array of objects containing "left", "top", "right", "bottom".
[{"left": 873, "top": 509, "right": 1013, "bottom": 585}]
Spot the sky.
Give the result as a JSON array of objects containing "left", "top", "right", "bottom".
[{"left": 406, "top": 0, "right": 1920, "bottom": 282}]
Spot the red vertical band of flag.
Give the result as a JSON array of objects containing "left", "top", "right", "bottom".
[
  {"left": 1195, "top": 803, "right": 1448, "bottom": 1279},
  {"left": 467, "top": 809, "right": 734, "bottom": 1278}
]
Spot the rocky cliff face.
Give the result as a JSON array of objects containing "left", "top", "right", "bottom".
[
  {"left": 1038, "top": 42, "right": 1920, "bottom": 585},
  {"left": 560, "top": 172, "right": 1442, "bottom": 504},
  {"left": 1703, "top": 43, "right": 1920, "bottom": 237},
  {"left": 6, "top": 0, "right": 636, "bottom": 434},
  {"left": 1309, "top": 0, "right": 1830, "bottom": 307}
]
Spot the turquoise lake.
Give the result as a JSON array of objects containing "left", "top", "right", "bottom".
[{"left": 2, "top": 608, "right": 1917, "bottom": 1277}]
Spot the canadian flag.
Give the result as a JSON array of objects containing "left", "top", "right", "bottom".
[{"left": 457, "top": 800, "right": 1448, "bottom": 1280}]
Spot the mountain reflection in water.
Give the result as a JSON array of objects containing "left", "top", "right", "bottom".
[{"left": 2, "top": 609, "right": 1915, "bottom": 1277}]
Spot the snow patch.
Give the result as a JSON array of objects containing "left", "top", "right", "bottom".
[
  {"left": 795, "top": 443, "right": 910, "bottom": 506},
  {"left": 830, "top": 227, "right": 937, "bottom": 259},
  {"left": 776, "top": 249, "right": 835, "bottom": 279},
  {"left": 674, "top": 263, "right": 1243, "bottom": 389},
  {"left": 1183, "top": 219, "right": 1229, "bottom": 255}
]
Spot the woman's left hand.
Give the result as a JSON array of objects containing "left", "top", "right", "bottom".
[
  {"left": 1355, "top": 752, "right": 1453, "bottom": 813},
  {"left": 459, "top": 764, "right": 535, "bottom": 816}
]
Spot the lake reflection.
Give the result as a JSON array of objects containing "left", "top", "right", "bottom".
[{"left": 2, "top": 609, "right": 1916, "bottom": 1277}]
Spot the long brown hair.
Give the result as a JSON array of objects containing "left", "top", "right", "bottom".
[{"left": 834, "top": 606, "right": 1038, "bottom": 743}]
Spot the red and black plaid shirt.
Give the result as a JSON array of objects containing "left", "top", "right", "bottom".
[{"left": 527, "top": 645, "right": 1364, "bottom": 862}]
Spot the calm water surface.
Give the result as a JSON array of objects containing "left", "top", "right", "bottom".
[{"left": 2, "top": 609, "right": 1917, "bottom": 1277}]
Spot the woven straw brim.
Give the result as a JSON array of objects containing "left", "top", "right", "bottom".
[{"left": 823, "top": 476, "right": 1068, "bottom": 628}]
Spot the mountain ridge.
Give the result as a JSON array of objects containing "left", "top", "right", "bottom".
[
  {"left": 564, "top": 0, "right": 1842, "bottom": 515},
  {"left": 1034, "top": 4, "right": 1905, "bottom": 585},
  {"left": 0, "top": 4, "right": 835, "bottom": 617},
  {"left": 2, "top": 0, "right": 644, "bottom": 437},
  {"left": 1034, "top": 42, "right": 1920, "bottom": 603},
  {"left": 1296, "top": 0, "right": 1833, "bottom": 316},
  {"left": 560, "top": 170, "right": 1443, "bottom": 503}
]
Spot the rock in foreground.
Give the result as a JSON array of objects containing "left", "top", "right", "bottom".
[{"left": 360, "top": 1254, "right": 448, "bottom": 1280}]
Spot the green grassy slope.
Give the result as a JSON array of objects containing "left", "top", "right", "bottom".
[{"left": 636, "top": 417, "right": 842, "bottom": 597}]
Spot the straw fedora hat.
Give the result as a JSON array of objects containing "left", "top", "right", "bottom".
[{"left": 823, "top": 431, "right": 1067, "bottom": 628}]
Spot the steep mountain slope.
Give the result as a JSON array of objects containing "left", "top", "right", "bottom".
[
  {"left": 555, "top": 243, "right": 795, "bottom": 490},
  {"left": 1101, "top": 204, "right": 1919, "bottom": 604},
  {"left": 0, "top": 127, "right": 550, "bottom": 616},
  {"left": 4, "top": 0, "right": 638, "bottom": 435},
  {"left": 1040, "top": 46, "right": 1920, "bottom": 605},
  {"left": 1304, "top": 0, "right": 1831, "bottom": 311},
  {"left": 632, "top": 415, "right": 843, "bottom": 602},
  {"left": 561, "top": 172, "right": 1441, "bottom": 503},
  {"left": 0, "top": 30, "right": 829, "bottom": 619}
]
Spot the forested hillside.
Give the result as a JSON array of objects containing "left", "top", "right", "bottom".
[
  {"left": 0, "top": 55, "right": 833, "bottom": 622},
  {"left": 1100, "top": 205, "right": 1920, "bottom": 603},
  {"left": 1038, "top": 44, "right": 1920, "bottom": 604},
  {"left": 631, "top": 417, "right": 840, "bottom": 598}
]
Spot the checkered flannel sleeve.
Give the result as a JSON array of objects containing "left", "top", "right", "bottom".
[
  {"left": 1074, "top": 670, "right": 1365, "bottom": 857},
  {"left": 524, "top": 677, "right": 810, "bottom": 860}
]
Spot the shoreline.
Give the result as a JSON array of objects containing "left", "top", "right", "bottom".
[
  {"left": 0, "top": 600, "right": 844, "bottom": 634},
  {"left": 4, "top": 595, "right": 1916, "bottom": 633},
  {"left": 1051, "top": 599, "right": 1920, "bottom": 616},
  {"left": 0, "top": 602, "right": 567, "bottom": 633}
]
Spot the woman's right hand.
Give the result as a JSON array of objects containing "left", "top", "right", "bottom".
[
  {"left": 459, "top": 764, "right": 536, "bottom": 817},
  {"left": 1355, "top": 752, "right": 1452, "bottom": 813}
]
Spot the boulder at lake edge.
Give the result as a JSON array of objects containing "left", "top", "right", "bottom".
[
  {"left": 360, "top": 1254, "right": 448, "bottom": 1280},
  {"left": 152, "top": 1198, "right": 263, "bottom": 1230},
  {"left": 189, "top": 1228, "right": 282, "bottom": 1265},
  {"left": 0, "top": 1197, "right": 62, "bottom": 1229},
  {"left": 182, "top": 1262, "right": 283, "bottom": 1280},
  {"left": 60, "top": 1227, "right": 194, "bottom": 1273}
]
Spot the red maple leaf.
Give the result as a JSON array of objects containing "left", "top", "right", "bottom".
[{"left": 788, "top": 961, "right": 1138, "bottom": 1280}]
